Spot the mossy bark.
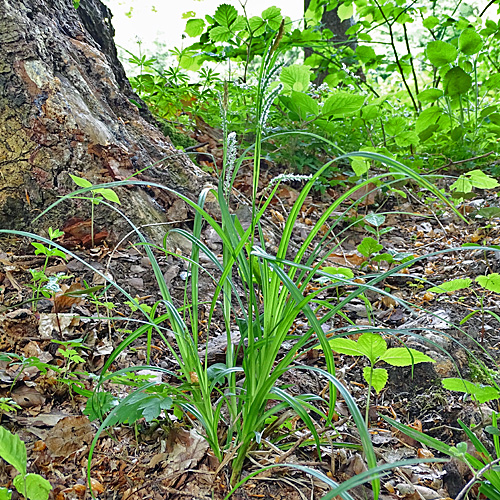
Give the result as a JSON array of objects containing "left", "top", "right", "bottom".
[{"left": 0, "top": 0, "right": 208, "bottom": 240}]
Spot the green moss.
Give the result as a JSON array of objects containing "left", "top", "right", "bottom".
[{"left": 161, "top": 121, "right": 196, "bottom": 150}]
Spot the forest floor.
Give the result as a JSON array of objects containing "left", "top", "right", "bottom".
[{"left": 1, "top": 130, "right": 500, "bottom": 500}]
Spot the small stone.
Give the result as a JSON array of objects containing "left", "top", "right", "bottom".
[{"left": 129, "top": 277, "right": 144, "bottom": 290}]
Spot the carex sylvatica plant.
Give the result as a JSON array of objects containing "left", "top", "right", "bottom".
[{"left": 0, "top": 27, "right": 477, "bottom": 500}]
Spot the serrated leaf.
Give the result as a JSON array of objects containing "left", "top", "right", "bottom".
[
  {"left": 357, "top": 333, "right": 387, "bottom": 363},
  {"left": 287, "top": 91, "right": 318, "bottom": 119},
  {"left": 477, "top": 273, "right": 500, "bottom": 293},
  {"left": 280, "top": 64, "right": 312, "bottom": 92},
  {"left": 443, "top": 66, "right": 472, "bottom": 96},
  {"left": 357, "top": 237, "right": 383, "bottom": 258},
  {"left": 364, "top": 367, "right": 388, "bottom": 393},
  {"left": 213, "top": 3, "right": 238, "bottom": 28},
  {"left": 92, "top": 188, "right": 120, "bottom": 204},
  {"left": 0, "top": 426, "right": 27, "bottom": 476},
  {"left": 69, "top": 174, "right": 92, "bottom": 188},
  {"left": 261, "top": 6, "right": 282, "bottom": 30},
  {"left": 426, "top": 40, "right": 457, "bottom": 67},
  {"left": 338, "top": 2, "right": 353, "bottom": 21},
  {"left": 459, "top": 28, "right": 483, "bottom": 55},
  {"left": 379, "top": 348, "right": 435, "bottom": 366},
  {"left": 320, "top": 337, "right": 365, "bottom": 356},
  {"left": 428, "top": 278, "right": 472, "bottom": 293},
  {"left": 14, "top": 473, "right": 52, "bottom": 500},
  {"left": 185, "top": 19, "right": 205, "bottom": 37},
  {"left": 322, "top": 92, "right": 365, "bottom": 117},
  {"left": 209, "top": 25, "right": 232, "bottom": 42},
  {"left": 466, "top": 170, "right": 500, "bottom": 189},
  {"left": 442, "top": 378, "right": 500, "bottom": 403},
  {"left": 249, "top": 16, "right": 266, "bottom": 37}
]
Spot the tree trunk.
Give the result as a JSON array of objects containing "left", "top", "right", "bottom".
[{"left": 0, "top": 0, "right": 207, "bottom": 243}]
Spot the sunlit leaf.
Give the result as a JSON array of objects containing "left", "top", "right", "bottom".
[{"left": 363, "top": 367, "right": 388, "bottom": 393}]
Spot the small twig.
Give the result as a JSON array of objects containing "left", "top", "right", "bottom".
[
  {"left": 455, "top": 457, "right": 500, "bottom": 500},
  {"left": 428, "top": 151, "right": 496, "bottom": 174}
]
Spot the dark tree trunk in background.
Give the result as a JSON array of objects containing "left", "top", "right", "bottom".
[
  {"left": 304, "top": 0, "right": 357, "bottom": 84},
  {"left": 0, "top": 0, "right": 206, "bottom": 241}
]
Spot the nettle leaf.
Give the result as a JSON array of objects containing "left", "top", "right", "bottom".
[
  {"left": 321, "top": 337, "right": 366, "bottom": 356},
  {"left": 357, "top": 333, "right": 387, "bottom": 363},
  {"left": 213, "top": 3, "right": 238, "bottom": 28},
  {"left": 338, "top": 2, "right": 353, "bottom": 21},
  {"left": 417, "top": 88, "right": 443, "bottom": 104},
  {"left": 185, "top": 19, "right": 206, "bottom": 38},
  {"left": 459, "top": 28, "right": 483, "bottom": 55},
  {"left": 364, "top": 367, "right": 388, "bottom": 394},
  {"left": 428, "top": 278, "right": 472, "bottom": 293},
  {"left": 442, "top": 378, "right": 500, "bottom": 403},
  {"left": 285, "top": 91, "right": 319, "bottom": 120},
  {"left": 280, "top": 64, "right": 312, "bottom": 93},
  {"left": 477, "top": 273, "right": 500, "bottom": 293},
  {"left": 379, "top": 348, "right": 435, "bottom": 366},
  {"left": 69, "top": 174, "right": 92, "bottom": 188},
  {"left": 322, "top": 92, "right": 365, "bottom": 117},
  {"left": 466, "top": 170, "right": 500, "bottom": 189},
  {"left": 13, "top": 473, "right": 52, "bottom": 500},
  {"left": 92, "top": 188, "right": 121, "bottom": 204},
  {"left": 426, "top": 40, "right": 457, "bottom": 67},
  {"left": 357, "top": 237, "right": 383, "bottom": 258},
  {"left": 0, "top": 426, "right": 27, "bottom": 476},
  {"left": 443, "top": 67, "right": 472, "bottom": 96}
]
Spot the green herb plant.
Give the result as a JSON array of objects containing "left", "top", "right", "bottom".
[
  {"left": 0, "top": 426, "right": 52, "bottom": 500},
  {"left": 316, "top": 332, "right": 434, "bottom": 425}
]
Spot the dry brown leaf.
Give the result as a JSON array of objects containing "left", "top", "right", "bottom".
[
  {"left": 45, "top": 415, "right": 93, "bottom": 457},
  {"left": 328, "top": 252, "right": 365, "bottom": 268},
  {"left": 347, "top": 182, "right": 379, "bottom": 206},
  {"left": 11, "top": 385, "right": 46, "bottom": 407}
]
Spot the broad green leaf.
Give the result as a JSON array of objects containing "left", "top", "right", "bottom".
[
  {"left": 92, "top": 188, "right": 121, "bottom": 204},
  {"left": 423, "top": 16, "right": 439, "bottom": 30},
  {"left": 450, "top": 176, "right": 473, "bottom": 193},
  {"left": 262, "top": 6, "right": 282, "bottom": 30},
  {"left": 486, "top": 74, "right": 500, "bottom": 89},
  {"left": 249, "top": 16, "right": 266, "bottom": 36},
  {"left": 69, "top": 174, "right": 92, "bottom": 188},
  {"left": 443, "top": 67, "right": 471, "bottom": 96},
  {"left": 459, "top": 29, "right": 483, "bottom": 55},
  {"left": 351, "top": 158, "right": 370, "bottom": 176},
  {"left": 14, "top": 473, "right": 52, "bottom": 500},
  {"left": 417, "top": 88, "right": 443, "bottom": 104},
  {"left": 416, "top": 106, "right": 443, "bottom": 133},
  {"left": 320, "top": 337, "right": 365, "bottom": 356},
  {"left": 428, "top": 278, "right": 472, "bottom": 293},
  {"left": 379, "top": 348, "right": 435, "bottom": 366},
  {"left": 442, "top": 378, "right": 500, "bottom": 403},
  {"left": 426, "top": 40, "right": 457, "bottom": 67},
  {"left": 395, "top": 131, "right": 419, "bottom": 148},
  {"left": 363, "top": 367, "right": 388, "bottom": 393},
  {"left": 0, "top": 487, "right": 11, "bottom": 500},
  {"left": 338, "top": 2, "right": 353, "bottom": 21},
  {"left": 466, "top": 170, "right": 500, "bottom": 189},
  {"left": 185, "top": 19, "right": 205, "bottom": 37},
  {"left": 0, "top": 426, "right": 27, "bottom": 476},
  {"left": 357, "top": 333, "right": 387, "bottom": 362},
  {"left": 280, "top": 64, "right": 312, "bottom": 93},
  {"left": 372, "top": 252, "right": 394, "bottom": 263},
  {"left": 477, "top": 273, "right": 500, "bottom": 293},
  {"left": 213, "top": 3, "right": 238, "bottom": 27},
  {"left": 364, "top": 213, "right": 385, "bottom": 227},
  {"left": 357, "top": 237, "right": 383, "bottom": 258},
  {"left": 286, "top": 91, "right": 319, "bottom": 120},
  {"left": 209, "top": 25, "right": 232, "bottom": 42},
  {"left": 385, "top": 116, "right": 406, "bottom": 136},
  {"left": 322, "top": 92, "right": 365, "bottom": 117}
]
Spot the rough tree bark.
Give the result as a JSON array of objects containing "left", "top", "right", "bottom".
[{"left": 0, "top": 0, "right": 207, "bottom": 243}]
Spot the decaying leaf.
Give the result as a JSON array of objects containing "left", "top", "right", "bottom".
[{"left": 45, "top": 415, "right": 93, "bottom": 457}]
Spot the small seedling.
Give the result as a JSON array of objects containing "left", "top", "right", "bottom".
[
  {"left": 316, "top": 332, "right": 434, "bottom": 425},
  {"left": 0, "top": 426, "right": 52, "bottom": 500}
]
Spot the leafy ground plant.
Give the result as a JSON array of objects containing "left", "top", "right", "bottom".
[{"left": 0, "top": 426, "right": 52, "bottom": 500}]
